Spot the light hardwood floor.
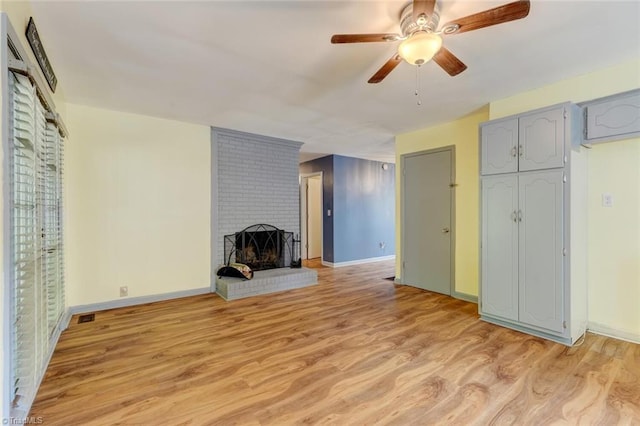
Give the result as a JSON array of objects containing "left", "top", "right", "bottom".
[{"left": 30, "top": 261, "right": 639, "bottom": 425}]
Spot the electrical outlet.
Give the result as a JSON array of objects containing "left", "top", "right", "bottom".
[
  {"left": 119, "top": 286, "right": 128, "bottom": 297},
  {"left": 602, "top": 193, "right": 613, "bottom": 207}
]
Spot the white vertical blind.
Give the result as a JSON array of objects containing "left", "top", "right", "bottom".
[
  {"left": 8, "top": 71, "right": 66, "bottom": 415},
  {"left": 10, "top": 72, "right": 38, "bottom": 412},
  {"left": 33, "top": 78, "right": 48, "bottom": 379},
  {"left": 44, "top": 122, "right": 65, "bottom": 334}
]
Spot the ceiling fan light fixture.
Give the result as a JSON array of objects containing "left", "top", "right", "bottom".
[{"left": 397, "top": 31, "right": 443, "bottom": 65}]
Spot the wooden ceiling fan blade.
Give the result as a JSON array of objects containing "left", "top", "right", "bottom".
[
  {"left": 331, "top": 33, "right": 401, "bottom": 44},
  {"left": 412, "top": 0, "right": 436, "bottom": 23},
  {"left": 368, "top": 55, "right": 402, "bottom": 84},
  {"left": 433, "top": 48, "right": 467, "bottom": 76},
  {"left": 443, "top": 0, "right": 530, "bottom": 35}
]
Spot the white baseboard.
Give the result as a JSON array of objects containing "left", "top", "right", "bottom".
[
  {"left": 322, "top": 255, "right": 396, "bottom": 268},
  {"left": 392, "top": 277, "right": 478, "bottom": 304},
  {"left": 452, "top": 291, "right": 478, "bottom": 304},
  {"left": 68, "top": 287, "right": 212, "bottom": 315},
  {"left": 60, "top": 310, "right": 72, "bottom": 330},
  {"left": 587, "top": 321, "right": 640, "bottom": 344}
]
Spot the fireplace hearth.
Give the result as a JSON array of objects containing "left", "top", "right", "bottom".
[{"left": 224, "top": 224, "right": 298, "bottom": 271}]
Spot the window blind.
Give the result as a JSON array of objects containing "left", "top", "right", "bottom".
[
  {"left": 44, "top": 121, "right": 65, "bottom": 335},
  {"left": 8, "top": 70, "right": 66, "bottom": 416}
]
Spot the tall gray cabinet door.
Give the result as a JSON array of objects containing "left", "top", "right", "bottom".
[
  {"left": 480, "top": 118, "right": 518, "bottom": 175},
  {"left": 481, "top": 175, "right": 519, "bottom": 321},
  {"left": 518, "top": 170, "right": 564, "bottom": 332},
  {"left": 518, "top": 107, "right": 565, "bottom": 171}
]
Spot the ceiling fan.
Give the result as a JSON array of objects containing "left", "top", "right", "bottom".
[{"left": 331, "top": 0, "right": 530, "bottom": 83}]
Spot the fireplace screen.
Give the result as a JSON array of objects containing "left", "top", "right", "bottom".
[{"left": 224, "top": 224, "right": 295, "bottom": 271}]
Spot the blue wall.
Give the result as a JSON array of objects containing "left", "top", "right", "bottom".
[
  {"left": 300, "top": 155, "right": 395, "bottom": 264},
  {"left": 333, "top": 155, "right": 395, "bottom": 263}
]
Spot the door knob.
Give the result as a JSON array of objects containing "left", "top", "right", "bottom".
[{"left": 442, "top": 227, "right": 450, "bottom": 234}]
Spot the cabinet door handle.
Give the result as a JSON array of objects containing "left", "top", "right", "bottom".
[
  {"left": 442, "top": 227, "right": 450, "bottom": 234},
  {"left": 511, "top": 211, "right": 517, "bottom": 223},
  {"left": 518, "top": 210, "right": 523, "bottom": 222},
  {"left": 519, "top": 145, "right": 523, "bottom": 157},
  {"left": 511, "top": 146, "right": 517, "bottom": 157}
]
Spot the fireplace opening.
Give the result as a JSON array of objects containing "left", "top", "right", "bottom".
[{"left": 224, "top": 224, "right": 298, "bottom": 271}]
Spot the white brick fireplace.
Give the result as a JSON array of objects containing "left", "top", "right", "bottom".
[{"left": 210, "top": 128, "right": 317, "bottom": 298}]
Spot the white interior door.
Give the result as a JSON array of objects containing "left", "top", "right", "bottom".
[
  {"left": 307, "top": 176, "right": 322, "bottom": 259},
  {"left": 300, "top": 173, "right": 323, "bottom": 260},
  {"left": 402, "top": 148, "right": 454, "bottom": 295}
]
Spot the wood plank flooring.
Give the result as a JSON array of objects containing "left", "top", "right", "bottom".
[{"left": 30, "top": 261, "right": 640, "bottom": 425}]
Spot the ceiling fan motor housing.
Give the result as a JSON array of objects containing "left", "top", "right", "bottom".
[{"left": 400, "top": 0, "right": 442, "bottom": 36}]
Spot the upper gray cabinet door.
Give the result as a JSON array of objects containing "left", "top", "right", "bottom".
[
  {"left": 518, "top": 108, "right": 565, "bottom": 172},
  {"left": 481, "top": 119, "right": 518, "bottom": 175},
  {"left": 586, "top": 90, "right": 640, "bottom": 142}
]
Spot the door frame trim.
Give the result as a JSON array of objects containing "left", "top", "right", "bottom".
[
  {"left": 400, "top": 146, "right": 456, "bottom": 296},
  {"left": 299, "top": 172, "right": 323, "bottom": 262}
]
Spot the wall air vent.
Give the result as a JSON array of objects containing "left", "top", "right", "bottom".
[{"left": 77, "top": 313, "right": 95, "bottom": 324}]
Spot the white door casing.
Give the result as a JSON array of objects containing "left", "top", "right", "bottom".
[{"left": 300, "top": 172, "right": 323, "bottom": 261}]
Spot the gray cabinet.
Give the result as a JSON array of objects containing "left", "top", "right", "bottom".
[
  {"left": 479, "top": 103, "right": 587, "bottom": 346},
  {"left": 584, "top": 89, "right": 640, "bottom": 144},
  {"left": 481, "top": 105, "right": 568, "bottom": 175}
]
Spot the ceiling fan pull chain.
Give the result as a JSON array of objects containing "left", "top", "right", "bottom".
[{"left": 415, "top": 65, "right": 422, "bottom": 106}]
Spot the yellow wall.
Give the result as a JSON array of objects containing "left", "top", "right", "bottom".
[
  {"left": 489, "top": 59, "right": 640, "bottom": 119},
  {"left": 395, "top": 106, "right": 489, "bottom": 297},
  {"left": 64, "top": 103, "right": 211, "bottom": 306},
  {"left": 586, "top": 140, "right": 639, "bottom": 338},
  {"left": 0, "top": 2, "right": 67, "bottom": 114},
  {"left": 490, "top": 59, "right": 640, "bottom": 339}
]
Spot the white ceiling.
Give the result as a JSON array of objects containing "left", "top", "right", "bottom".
[{"left": 28, "top": 0, "right": 640, "bottom": 163}]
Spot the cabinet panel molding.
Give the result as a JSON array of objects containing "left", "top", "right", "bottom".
[
  {"left": 518, "top": 170, "right": 564, "bottom": 332},
  {"left": 519, "top": 108, "right": 565, "bottom": 171},
  {"left": 480, "top": 118, "right": 518, "bottom": 175},
  {"left": 481, "top": 175, "right": 519, "bottom": 321}
]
